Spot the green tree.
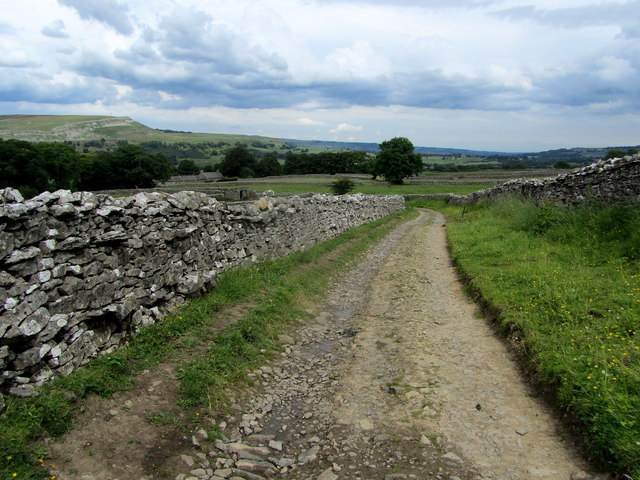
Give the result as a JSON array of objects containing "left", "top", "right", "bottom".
[
  {"left": 33, "top": 142, "right": 80, "bottom": 190},
  {"left": 605, "top": 149, "right": 627, "bottom": 160},
  {"left": 239, "top": 166, "right": 255, "bottom": 178},
  {"left": 0, "top": 139, "right": 45, "bottom": 198},
  {"left": 177, "top": 159, "right": 200, "bottom": 175},
  {"left": 0, "top": 139, "right": 82, "bottom": 197},
  {"left": 255, "top": 153, "right": 282, "bottom": 177},
  {"left": 330, "top": 178, "right": 356, "bottom": 195},
  {"left": 219, "top": 147, "right": 255, "bottom": 177},
  {"left": 374, "top": 137, "right": 423, "bottom": 184},
  {"left": 78, "top": 144, "right": 172, "bottom": 190},
  {"left": 554, "top": 161, "right": 572, "bottom": 169}
]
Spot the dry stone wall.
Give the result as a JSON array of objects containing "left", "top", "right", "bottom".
[
  {"left": 0, "top": 189, "right": 404, "bottom": 402},
  {"left": 407, "top": 154, "right": 640, "bottom": 205}
]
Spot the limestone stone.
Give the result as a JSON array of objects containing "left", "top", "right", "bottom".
[
  {"left": 298, "top": 445, "right": 320, "bottom": 464},
  {"left": 317, "top": 468, "right": 338, "bottom": 480}
]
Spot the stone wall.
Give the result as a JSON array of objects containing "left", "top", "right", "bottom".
[
  {"left": 0, "top": 189, "right": 404, "bottom": 400},
  {"left": 407, "top": 154, "right": 640, "bottom": 205}
]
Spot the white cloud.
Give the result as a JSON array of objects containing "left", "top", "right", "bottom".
[
  {"left": 158, "top": 90, "right": 182, "bottom": 102},
  {"left": 596, "top": 56, "right": 636, "bottom": 81},
  {"left": 331, "top": 123, "right": 363, "bottom": 133},
  {"left": 295, "top": 118, "right": 326, "bottom": 126}
]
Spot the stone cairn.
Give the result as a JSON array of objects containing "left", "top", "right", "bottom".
[{"left": 0, "top": 188, "right": 405, "bottom": 407}]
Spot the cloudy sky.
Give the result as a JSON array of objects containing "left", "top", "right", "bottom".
[{"left": 1, "top": 0, "right": 639, "bottom": 151}]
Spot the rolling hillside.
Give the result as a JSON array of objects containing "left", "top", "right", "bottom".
[{"left": 0, "top": 115, "right": 289, "bottom": 147}]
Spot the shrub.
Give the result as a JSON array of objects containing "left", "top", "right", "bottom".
[{"left": 330, "top": 178, "right": 356, "bottom": 195}]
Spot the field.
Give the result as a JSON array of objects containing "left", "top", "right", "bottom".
[
  {"left": 155, "top": 169, "right": 563, "bottom": 196},
  {"left": 422, "top": 154, "right": 500, "bottom": 167},
  {"left": 408, "top": 197, "right": 640, "bottom": 477}
]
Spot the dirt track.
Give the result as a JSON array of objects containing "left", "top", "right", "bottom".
[{"left": 49, "top": 210, "right": 605, "bottom": 480}]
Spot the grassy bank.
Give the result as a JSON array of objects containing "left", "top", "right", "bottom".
[
  {"left": 409, "top": 197, "right": 640, "bottom": 477},
  {"left": 0, "top": 208, "right": 413, "bottom": 479}
]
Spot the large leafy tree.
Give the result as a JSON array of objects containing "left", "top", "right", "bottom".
[
  {"left": 33, "top": 142, "right": 80, "bottom": 190},
  {"left": 254, "top": 153, "right": 282, "bottom": 177},
  {"left": 0, "top": 139, "right": 79, "bottom": 197},
  {"left": 374, "top": 137, "right": 423, "bottom": 184},
  {"left": 78, "top": 144, "right": 173, "bottom": 190},
  {"left": 177, "top": 159, "right": 201, "bottom": 175},
  {"left": 219, "top": 147, "right": 256, "bottom": 177}
]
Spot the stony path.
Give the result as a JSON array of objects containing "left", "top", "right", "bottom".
[{"left": 173, "top": 210, "right": 604, "bottom": 480}]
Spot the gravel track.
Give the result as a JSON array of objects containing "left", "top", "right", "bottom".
[
  {"left": 50, "top": 209, "right": 605, "bottom": 480},
  {"left": 171, "top": 209, "right": 602, "bottom": 480}
]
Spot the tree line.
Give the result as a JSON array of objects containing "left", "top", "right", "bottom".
[
  {"left": 0, "top": 139, "right": 173, "bottom": 198},
  {"left": 218, "top": 138, "right": 423, "bottom": 183},
  {"left": 0, "top": 136, "right": 425, "bottom": 198}
]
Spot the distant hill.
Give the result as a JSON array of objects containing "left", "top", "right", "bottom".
[
  {"left": 2, "top": 114, "right": 636, "bottom": 167},
  {"left": 526, "top": 146, "right": 639, "bottom": 162},
  {"left": 282, "top": 138, "right": 510, "bottom": 156},
  {"left": 0, "top": 114, "right": 289, "bottom": 147}
]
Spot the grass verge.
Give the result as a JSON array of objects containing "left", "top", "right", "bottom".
[
  {"left": 411, "top": 197, "right": 640, "bottom": 477},
  {"left": 0, "top": 208, "right": 413, "bottom": 479}
]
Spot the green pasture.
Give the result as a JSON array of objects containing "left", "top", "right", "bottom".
[
  {"left": 0, "top": 115, "right": 109, "bottom": 131},
  {"left": 161, "top": 178, "right": 493, "bottom": 196},
  {"left": 422, "top": 154, "right": 500, "bottom": 166},
  {"left": 93, "top": 124, "right": 288, "bottom": 148}
]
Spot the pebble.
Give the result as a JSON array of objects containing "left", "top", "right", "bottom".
[
  {"left": 571, "top": 472, "right": 590, "bottom": 480},
  {"left": 298, "top": 445, "right": 321, "bottom": 464},
  {"left": 268, "top": 440, "right": 283, "bottom": 451}
]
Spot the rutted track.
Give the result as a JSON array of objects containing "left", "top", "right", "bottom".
[
  {"left": 51, "top": 209, "right": 605, "bottom": 480},
  {"left": 171, "top": 209, "right": 601, "bottom": 480}
]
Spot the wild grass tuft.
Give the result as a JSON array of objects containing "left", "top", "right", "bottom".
[{"left": 436, "top": 197, "right": 640, "bottom": 477}]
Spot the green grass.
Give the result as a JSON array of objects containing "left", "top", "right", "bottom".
[
  {"left": 163, "top": 181, "right": 492, "bottom": 196},
  {"left": 414, "top": 197, "right": 640, "bottom": 477},
  {"left": 0, "top": 115, "right": 110, "bottom": 131},
  {"left": 0, "top": 208, "right": 411, "bottom": 479},
  {"left": 422, "top": 154, "right": 500, "bottom": 167}
]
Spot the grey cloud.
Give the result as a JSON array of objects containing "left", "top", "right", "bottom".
[
  {"left": 0, "top": 23, "right": 17, "bottom": 35},
  {"left": 531, "top": 60, "right": 640, "bottom": 112},
  {"left": 41, "top": 20, "right": 69, "bottom": 39},
  {"left": 492, "top": 1, "right": 640, "bottom": 30},
  {"left": 0, "top": 55, "right": 38, "bottom": 69},
  {"left": 0, "top": 69, "right": 114, "bottom": 104},
  {"left": 58, "top": 0, "right": 135, "bottom": 35},
  {"left": 620, "top": 24, "right": 640, "bottom": 38},
  {"left": 155, "top": 8, "right": 288, "bottom": 76},
  {"left": 316, "top": 0, "right": 498, "bottom": 8}
]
